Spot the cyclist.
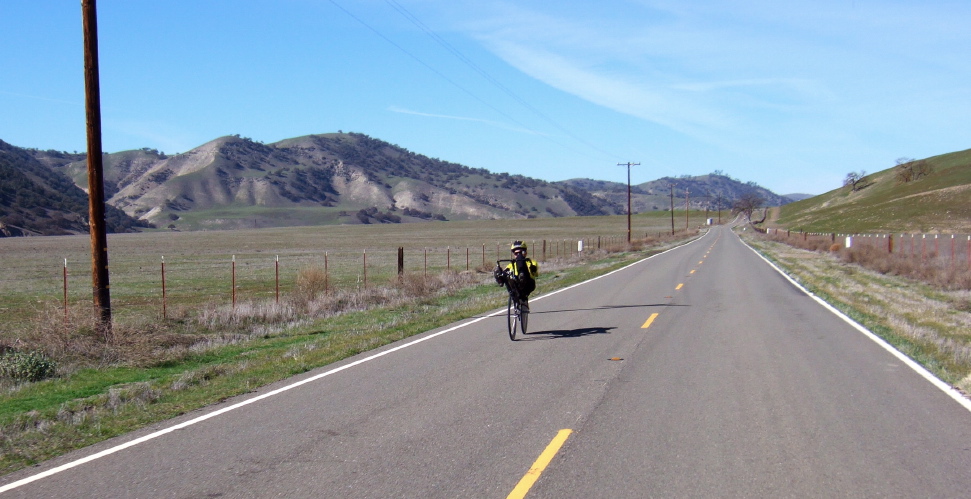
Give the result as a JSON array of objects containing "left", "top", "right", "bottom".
[{"left": 494, "top": 240, "right": 539, "bottom": 311}]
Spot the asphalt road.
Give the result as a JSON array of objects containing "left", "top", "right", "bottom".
[{"left": 3, "top": 226, "right": 971, "bottom": 498}]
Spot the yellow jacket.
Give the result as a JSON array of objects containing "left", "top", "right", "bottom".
[{"left": 505, "top": 258, "right": 539, "bottom": 279}]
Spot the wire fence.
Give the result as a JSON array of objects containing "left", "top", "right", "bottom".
[
  {"left": 0, "top": 235, "right": 641, "bottom": 323},
  {"left": 764, "top": 229, "right": 971, "bottom": 267},
  {"left": 761, "top": 228, "right": 971, "bottom": 290}
]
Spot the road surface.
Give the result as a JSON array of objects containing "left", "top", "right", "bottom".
[{"left": 3, "top": 225, "right": 971, "bottom": 498}]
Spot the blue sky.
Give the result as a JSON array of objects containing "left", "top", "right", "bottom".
[{"left": 2, "top": 0, "right": 969, "bottom": 195}]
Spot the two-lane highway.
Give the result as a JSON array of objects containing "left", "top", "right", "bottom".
[{"left": 3, "top": 226, "right": 971, "bottom": 498}]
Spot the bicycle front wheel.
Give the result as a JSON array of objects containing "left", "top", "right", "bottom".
[
  {"left": 519, "top": 304, "right": 528, "bottom": 335},
  {"left": 507, "top": 295, "right": 518, "bottom": 341}
]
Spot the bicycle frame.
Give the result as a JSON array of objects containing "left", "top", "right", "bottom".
[{"left": 496, "top": 259, "right": 528, "bottom": 340}]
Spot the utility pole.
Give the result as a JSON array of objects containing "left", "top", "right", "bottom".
[
  {"left": 685, "top": 188, "right": 690, "bottom": 230},
  {"left": 617, "top": 162, "right": 640, "bottom": 243},
  {"left": 82, "top": 0, "right": 111, "bottom": 337},
  {"left": 669, "top": 184, "right": 675, "bottom": 235}
]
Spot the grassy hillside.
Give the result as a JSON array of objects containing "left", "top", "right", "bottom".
[{"left": 774, "top": 148, "right": 971, "bottom": 233}]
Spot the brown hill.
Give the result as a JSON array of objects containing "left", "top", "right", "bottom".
[{"left": 49, "top": 133, "right": 622, "bottom": 231}]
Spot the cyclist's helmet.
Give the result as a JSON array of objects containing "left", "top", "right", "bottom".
[{"left": 510, "top": 241, "right": 527, "bottom": 252}]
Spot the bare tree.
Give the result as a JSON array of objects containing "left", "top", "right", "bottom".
[
  {"left": 732, "top": 192, "right": 765, "bottom": 219},
  {"left": 895, "top": 157, "right": 934, "bottom": 184},
  {"left": 843, "top": 170, "right": 868, "bottom": 191}
]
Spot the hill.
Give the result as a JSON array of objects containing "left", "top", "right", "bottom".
[
  {"left": 558, "top": 174, "right": 792, "bottom": 213},
  {"left": 0, "top": 140, "right": 153, "bottom": 236},
  {"left": 3, "top": 132, "right": 803, "bottom": 236},
  {"left": 774, "top": 148, "right": 971, "bottom": 233},
  {"left": 47, "top": 133, "right": 622, "bottom": 231}
]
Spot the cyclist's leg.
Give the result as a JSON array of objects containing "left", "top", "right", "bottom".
[
  {"left": 518, "top": 277, "right": 535, "bottom": 311},
  {"left": 505, "top": 279, "right": 520, "bottom": 303}
]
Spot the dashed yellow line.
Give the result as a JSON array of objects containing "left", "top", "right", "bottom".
[
  {"left": 689, "top": 269, "right": 696, "bottom": 274},
  {"left": 641, "top": 312, "right": 660, "bottom": 329},
  {"left": 507, "top": 429, "right": 573, "bottom": 499},
  {"left": 675, "top": 283, "right": 684, "bottom": 290}
]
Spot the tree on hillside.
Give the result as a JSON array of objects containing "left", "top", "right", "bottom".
[
  {"left": 843, "top": 170, "right": 869, "bottom": 191},
  {"left": 894, "top": 157, "right": 934, "bottom": 184}
]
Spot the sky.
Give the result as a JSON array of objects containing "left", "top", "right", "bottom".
[{"left": 2, "top": 1, "right": 970, "bottom": 195}]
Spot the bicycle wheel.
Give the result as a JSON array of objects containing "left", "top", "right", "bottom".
[
  {"left": 507, "top": 295, "right": 518, "bottom": 341},
  {"left": 519, "top": 301, "right": 528, "bottom": 335}
]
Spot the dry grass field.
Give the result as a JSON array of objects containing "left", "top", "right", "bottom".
[
  {"left": 0, "top": 212, "right": 708, "bottom": 326},
  {"left": 1, "top": 210, "right": 688, "bottom": 336}
]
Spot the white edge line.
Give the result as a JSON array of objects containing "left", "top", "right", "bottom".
[
  {"left": 0, "top": 231, "right": 709, "bottom": 493},
  {"left": 738, "top": 232, "right": 971, "bottom": 414}
]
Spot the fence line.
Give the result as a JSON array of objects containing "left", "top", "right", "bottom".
[
  {"left": 764, "top": 228, "right": 971, "bottom": 270},
  {"left": 3, "top": 234, "right": 658, "bottom": 321}
]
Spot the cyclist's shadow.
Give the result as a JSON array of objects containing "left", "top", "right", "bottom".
[{"left": 519, "top": 326, "right": 616, "bottom": 341}]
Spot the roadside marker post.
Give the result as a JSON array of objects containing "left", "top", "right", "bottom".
[
  {"left": 63, "top": 259, "right": 69, "bottom": 320},
  {"left": 161, "top": 256, "right": 166, "bottom": 319}
]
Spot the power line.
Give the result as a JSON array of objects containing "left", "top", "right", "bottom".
[
  {"left": 327, "top": 0, "right": 615, "bottom": 162},
  {"left": 384, "top": 0, "right": 621, "bottom": 160}
]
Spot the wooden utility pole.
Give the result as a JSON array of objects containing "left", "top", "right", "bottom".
[
  {"left": 82, "top": 0, "right": 111, "bottom": 336},
  {"left": 685, "top": 188, "right": 690, "bottom": 230},
  {"left": 669, "top": 184, "right": 675, "bottom": 235},
  {"left": 617, "top": 162, "right": 640, "bottom": 242}
]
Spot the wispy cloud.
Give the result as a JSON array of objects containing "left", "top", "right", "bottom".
[
  {"left": 482, "top": 37, "right": 733, "bottom": 141},
  {"left": 387, "top": 105, "right": 545, "bottom": 135},
  {"left": 0, "top": 90, "right": 80, "bottom": 106},
  {"left": 105, "top": 119, "right": 195, "bottom": 154},
  {"left": 671, "top": 78, "right": 819, "bottom": 94}
]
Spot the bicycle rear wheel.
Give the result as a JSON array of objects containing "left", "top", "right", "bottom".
[{"left": 507, "top": 295, "right": 518, "bottom": 341}]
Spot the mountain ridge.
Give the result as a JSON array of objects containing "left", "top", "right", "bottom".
[
  {"left": 3, "top": 132, "right": 795, "bottom": 235},
  {"left": 0, "top": 139, "right": 152, "bottom": 236}
]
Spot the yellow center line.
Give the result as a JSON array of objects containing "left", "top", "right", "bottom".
[
  {"left": 689, "top": 269, "right": 696, "bottom": 274},
  {"left": 675, "top": 283, "right": 684, "bottom": 290},
  {"left": 507, "top": 429, "right": 573, "bottom": 499},
  {"left": 641, "top": 312, "right": 660, "bottom": 329}
]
